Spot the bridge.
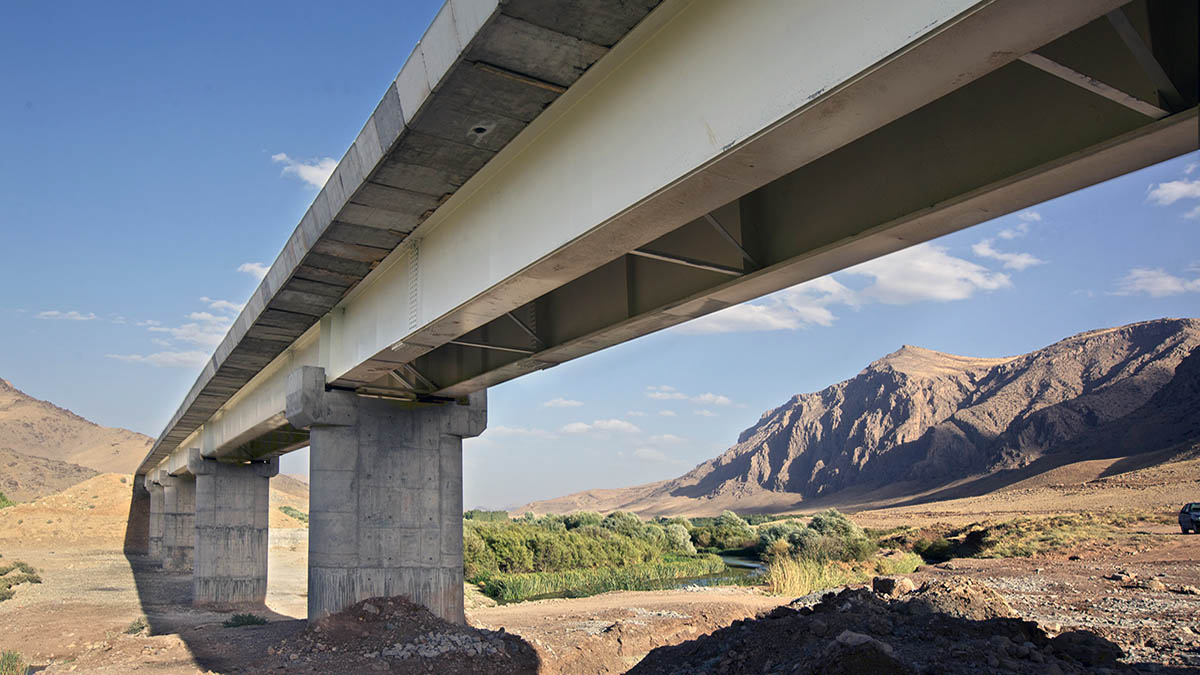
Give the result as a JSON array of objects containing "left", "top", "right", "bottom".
[{"left": 133, "top": 0, "right": 1198, "bottom": 623}]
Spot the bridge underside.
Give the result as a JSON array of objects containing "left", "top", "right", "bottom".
[
  {"left": 134, "top": 0, "right": 1198, "bottom": 624},
  {"left": 365, "top": 2, "right": 1199, "bottom": 400}
]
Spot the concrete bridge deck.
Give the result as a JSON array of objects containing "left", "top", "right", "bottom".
[{"left": 133, "top": 0, "right": 1198, "bottom": 623}]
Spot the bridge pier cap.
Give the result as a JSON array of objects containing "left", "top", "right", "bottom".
[{"left": 285, "top": 366, "right": 486, "bottom": 624}]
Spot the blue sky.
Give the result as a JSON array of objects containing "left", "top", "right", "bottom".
[{"left": 2, "top": 4, "right": 1197, "bottom": 509}]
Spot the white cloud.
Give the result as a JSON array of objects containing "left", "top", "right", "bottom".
[
  {"left": 200, "top": 297, "right": 242, "bottom": 314},
  {"left": 485, "top": 425, "right": 558, "bottom": 439},
  {"left": 678, "top": 276, "right": 857, "bottom": 335},
  {"left": 847, "top": 243, "right": 1011, "bottom": 305},
  {"left": 691, "top": 392, "right": 732, "bottom": 406},
  {"left": 1017, "top": 211, "right": 1042, "bottom": 222},
  {"left": 561, "top": 419, "right": 642, "bottom": 434},
  {"left": 646, "top": 385, "right": 688, "bottom": 400},
  {"left": 541, "top": 397, "right": 582, "bottom": 408},
  {"left": 658, "top": 410, "right": 677, "bottom": 417},
  {"left": 1112, "top": 267, "right": 1200, "bottom": 297},
  {"left": 147, "top": 310, "right": 232, "bottom": 348},
  {"left": 632, "top": 447, "right": 670, "bottom": 463},
  {"left": 650, "top": 434, "right": 685, "bottom": 444},
  {"left": 971, "top": 239, "right": 1045, "bottom": 271},
  {"left": 1147, "top": 178, "right": 1200, "bottom": 206},
  {"left": 693, "top": 409, "right": 717, "bottom": 417},
  {"left": 1186, "top": 205, "right": 1200, "bottom": 220},
  {"left": 271, "top": 153, "right": 337, "bottom": 189},
  {"left": 627, "top": 411, "right": 647, "bottom": 417},
  {"left": 238, "top": 262, "right": 269, "bottom": 280},
  {"left": 36, "top": 310, "right": 97, "bottom": 321},
  {"left": 106, "top": 350, "right": 209, "bottom": 368}
]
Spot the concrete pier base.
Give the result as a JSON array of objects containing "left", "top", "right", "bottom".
[
  {"left": 145, "top": 474, "right": 165, "bottom": 561},
  {"left": 188, "top": 449, "right": 278, "bottom": 608},
  {"left": 160, "top": 473, "right": 196, "bottom": 572},
  {"left": 286, "top": 366, "right": 485, "bottom": 624}
]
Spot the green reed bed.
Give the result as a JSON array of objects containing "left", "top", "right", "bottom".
[{"left": 474, "top": 554, "right": 727, "bottom": 603}]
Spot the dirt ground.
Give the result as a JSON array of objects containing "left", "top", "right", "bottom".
[{"left": 0, "top": 463, "right": 1197, "bottom": 673}]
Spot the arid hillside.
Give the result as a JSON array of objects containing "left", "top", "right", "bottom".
[
  {"left": 0, "top": 378, "right": 151, "bottom": 474},
  {"left": 522, "top": 318, "right": 1200, "bottom": 516},
  {"left": 0, "top": 447, "right": 97, "bottom": 502}
]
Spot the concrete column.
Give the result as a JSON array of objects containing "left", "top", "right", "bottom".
[
  {"left": 144, "top": 473, "right": 165, "bottom": 561},
  {"left": 160, "top": 473, "right": 196, "bottom": 572},
  {"left": 286, "top": 366, "right": 486, "bottom": 624},
  {"left": 187, "top": 449, "right": 278, "bottom": 608}
]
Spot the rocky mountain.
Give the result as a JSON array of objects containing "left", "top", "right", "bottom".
[
  {"left": 0, "top": 378, "right": 151, "bottom": 474},
  {"left": 521, "top": 318, "right": 1200, "bottom": 516}
]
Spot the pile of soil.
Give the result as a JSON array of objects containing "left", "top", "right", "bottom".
[
  {"left": 242, "top": 597, "right": 538, "bottom": 674},
  {"left": 630, "top": 578, "right": 1140, "bottom": 674}
]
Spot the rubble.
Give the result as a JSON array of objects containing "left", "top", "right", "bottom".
[
  {"left": 241, "top": 597, "right": 537, "bottom": 674},
  {"left": 629, "top": 579, "right": 1137, "bottom": 674}
]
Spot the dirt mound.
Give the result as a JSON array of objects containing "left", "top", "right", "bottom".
[
  {"left": 246, "top": 597, "right": 538, "bottom": 674},
  {"left": 905, "top": 577, "right": 1016, "bottom": 621},
  {"left": 630, "top": 580, "right": 1131, "bottom": 674},
  {"left": 0, "top": 447, "right": 97, "bottom": 502}
]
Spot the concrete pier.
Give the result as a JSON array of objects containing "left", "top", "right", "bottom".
[
  {"left": 188, "top": 449, "right": 277, "bottom": 608},
  {"left": 160, "top": 473, "right": 196, "bottom": 572},
  {"left": 145, "top": 474, "right": 164, "bottom": 561},
  {"left": 286, "top": 366, "right": 485, "bottom": 624}
]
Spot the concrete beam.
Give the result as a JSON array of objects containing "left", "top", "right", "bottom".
[{"left": 286, "top": 366, "right": 485, "bottom": 623}]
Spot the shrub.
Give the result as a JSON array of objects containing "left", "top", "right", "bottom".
[
  {"left": 563, "top": 511, "right": 603, "bottom": 529},
  {"left": 0, "top": 492, "right": 14, "bottom": 508},
  {"left": 758, "top": 510, "right": 877, "bottom": 563},
  {"left": 125, "top": 616, "right": 149, "bottom": 635},
  {"left": 600, "top": 511, "right": 644, "bottom": 538},
  {"left": 665, "top": 523, "right": 696, "bottom": 555},
  {"left": 223, "top": 613, "right": 267, "bottom": 628},
  {"left": 464, "top": 509, "right": 509, "bottom": 522},
  {"left": 278, "top": 506, "right": 308, "bottom": 525},
  {"left": 0, "top": 650, "right": 26, "bottom": 675}
]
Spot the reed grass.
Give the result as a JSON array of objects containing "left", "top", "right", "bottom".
[{"left": 476, "top": 554, "right": 726, "bottom": 603}]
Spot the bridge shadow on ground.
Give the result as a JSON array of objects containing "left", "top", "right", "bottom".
[
  {"left": 122, "top": 481, "right": 306, "bottom": 673},
  {"left": 120, "top": 483, "right": 540, "bottom": 673}
]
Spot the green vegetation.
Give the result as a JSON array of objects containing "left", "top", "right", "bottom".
[
  {"left": 464, "top": 509, "right": 510, "bottom": 522},
  {"left": 688, "top": 510, "right": 758, "bottom": 552},
  {"left": 0, "top": 651, "right": 26, "bottom": 675},
  {"left": 757, "top": 509, "right": 877, "bottom": 563},
  {"left": 875, "top": 551, "right": 923, "bottom": 576},
  {"left": 0, "top": 492, "right": 14, "bottom": 509},
  {"left": 125, "top": 616, "right": 149, "bottom": 635},
  {"left": 222, "top": 613, "right": 267, "bottom": 628},
  {"left": 0, "top": 560, "right": 41, "bottom": 603},
  {"left": 464, "top": 511, "right": 736, "bottom": 602},
  {"left": 877, "top": 511, "right": 1163, "bottom": 560},
  {"left": 476, "top": 554, "right": 727, "bottom": 603},
  {"left": 278, "top": 505, "right": 308, "bottom": 525}
]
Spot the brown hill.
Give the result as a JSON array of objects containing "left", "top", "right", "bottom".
[
  {"left": 521, "top": 318, "right": 1200, "bottom": 516},
  {"left": 0, "top": 378, "right": 151, "bottom": 474},
  {"left": 0, "top": 447, "right": 97, "bottom": 502}
]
